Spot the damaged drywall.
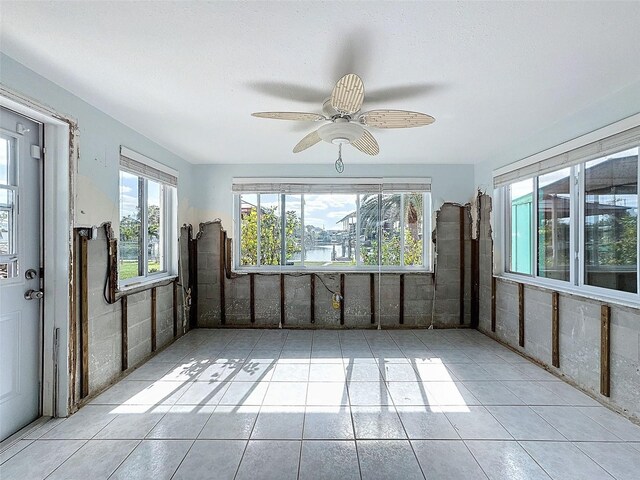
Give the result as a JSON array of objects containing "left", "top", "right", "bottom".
[{"left": 192, "top": 200, "right": 475, "bottom": 329}]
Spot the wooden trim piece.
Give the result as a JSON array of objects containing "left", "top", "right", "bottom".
[
  {"left": 280, "top": 273, "right": 285, "bottom": 325},
  {"left": 69, "top": 230, "right": 79, "bottom": 407},
  {"left": 551, "top": 291, "right": 560, "bottom": 368},
  {"left": 108, "top": 238, "right": 118, "bottom": 303},
  {"left": 226, "top": 237, "right": 232, "bottom": 279},
  {"left": 370, "top": 273, "right": 375, "bottom": 325},
  {"left": 491, "top": 276, "right": 496, "bottom": 332},
  {"left": 173, "top": 280, "right": 178, "bottom": 338},
  {"left": 459, "top": 206, "right": 465, "bottom": 325},
  {"left": 470, "top": 238, "right": 479, "bottom": 328},
  {"left": 399, "top": 274, "right": 405, "bottom": 325},
  {"left": 340, "top": 273, "right": 345, "bottom": 325},
  {"left": 80, "top": 235, "right": 89, "bottom": 399},
  {"left": 151, "top": 287, "right": 157, "bottom": 352},
  {"left": 518, "top": 283, "right": 525, "bottom": 348},
  {"left": 121, "top": 296, "right": 128, "bottom": 371},
  {"left": 600, "top": 304, "right": 611, "bottom": 397},
  {"left": 310, "top": 274, "right": 315, "bottom": 324},
  {"left": 250, "top": 273, "right": 256, "bottom": 323},
  {"left": 220, "top": 229, "right": 226, "bottom": 325},
  {"left": 188, "top": 228, "right": 198, "bottom": 329}
]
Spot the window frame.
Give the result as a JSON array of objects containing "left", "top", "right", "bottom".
[
  {"left": 118, "top": 168, "right": 176, "bottom": 288},
  {"left": 499, "top": 143, "right": 640, "bottom": 305},
  {"left": 233, "top": 187, "right": 432, "bottom": 273}
]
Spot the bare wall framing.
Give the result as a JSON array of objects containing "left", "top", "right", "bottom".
[
  {"left": 192, "top": 202, "right": 474, "bottom": 329},
  {"left": 475, "top": 192, "right": 640, "bottom": 422}
]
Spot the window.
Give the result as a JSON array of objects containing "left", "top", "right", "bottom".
[
  {"left": 118, "top": 147, "right": 177, "bottom": 286},
  {"left": 500, "top": 139, "right": 639, "bottom": 300},
  {"left": 0, "top": 134, "right": 17, "bottom": 279},
  {"left": 234, "top": 180, "right": 431, "bottom": 271}
]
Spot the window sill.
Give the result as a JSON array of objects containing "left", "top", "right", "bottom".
[
  {"left": 496, "top": 272, "right": 640, "bottom": 311},
  {"left": 233, "top": 268, "right": 433, "bottom": 275},
  {"left": 117, "top": 274, "right": 178, "bottom": 298}
]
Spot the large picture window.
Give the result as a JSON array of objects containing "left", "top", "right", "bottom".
[
  {"left": 118, "top": 148, "right": 177, "bottom": 286},
  {"left": 501, "top": 140, "right": 639, "bottom": 300},
  {"left": 234, "top": 180, "right": 431, "bottom": 271}
]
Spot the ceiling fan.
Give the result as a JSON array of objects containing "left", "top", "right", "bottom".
[{"left": 252, "top": 74, "right": 435, "bottom": 172}]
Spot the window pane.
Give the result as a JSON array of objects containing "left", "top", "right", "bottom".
[
  {"left": 509, "top": 179, "right": 533, "bottom": 274},
  {"left": 284, "top": 195, "right": 302, "bottom": 266},
  {"left": 359, "top": 193, "right": 379, "bottom": 265},
  {"left": 404, "top": 193, "right": 424, "bottom": 266},
  {"left": 119, "top": 171, "right": 142, "bottom": 280},
  {"left": 584, "top": 148, "right": 638, "bottom": 294},
  {"left": 240, "top": 194, "right": 258, "bottom": 266},
  {"left": 303, "top": 193, "right": 357, "bottom": 267},
  {"left": 537, "top": 168, "right": 571, "bottom": 281},
  {"left": 380, "top": 193, "right": 401, "bottom": 266},
  {"left": 0, "top": 189, "right": 15, "bottom": 256},
  {"left": 147, "top": 180, "right": 164, "bottom": 274},
  {"left": 259, "top": 194, "right": 282, "bottom": 266}
]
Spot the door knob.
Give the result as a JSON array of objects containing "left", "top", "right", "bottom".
[
  {"left": 24, "top": 289, "right": 44, "bottom": 300},
  {"left": 25, "top": 269, "right": 38, "bottom": 280}
]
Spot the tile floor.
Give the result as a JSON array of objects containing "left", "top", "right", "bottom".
[{"left": 2, "top": 328, "right": 640, "bottom": 479}]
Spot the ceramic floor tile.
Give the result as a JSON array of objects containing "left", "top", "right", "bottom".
[
  {"left": 485, "top": 406, "right": 565, "bottom": 441},
  {"left": 309, "top": 363, "right": 347, "bottom": 382},
  {"left": 263, "top": 382, "right": 308, "bottom": 405},
  {"left": 306, "top": 382, "right": 350, "bottom": 406},
  {"left": 172, "top": 440, "right": 246, "bottom": 480},
  {"left": 270, "top": 363, "right": 310, "bottom": 382},
  {"left": 445, "top": 406, "right": 512, "bottom": 440},
  {"left": 46, "top": 439, "right": 139, "bottom": 480},
  {"left": 90, "top": 380, "right": 191, "bottom": 405},
  {"left": 577, "top": 406, "right": 640, "bottom": 441},
  {"left": 195, "top": 363, "right": 243, "bottom": 382},
  {"left": 299, "top": 440, "right": 360, "bottom": 480},
  {"left": 396, "top": 406, "right": 460, "bottom": 439},
  {"left": 386, "top": 381, "right": 433, "bottom": 406},
  {"left": 379, "top": 363, "right": 421, "bottom": 381},
  {"left": 41, "top": 405, "right": 117, "bottom": 439},
  {"left": 351, "top": 406, "right": 407, "bottom": 439},
  {"left": 0, "top": 440, "right": 33, "bottom": 465},
  {"left": 462, "top": 381, "right": 525, "bottom": 406},
  {"left": 251, "top": 406, "right": 305, "bottom": 439},
  {"left": 532, "top": 406, "right": 621, "bottom": 441},
  {"left": 445, "top": 363, "right": 497, "bottom": 381},
  {"left": 198, "top": 406, "right": 259, "bottom": 439},
  {"left": 235, "top": 440, "right": 301, "bottom": 480},
  {"left": 412, "top": 439, "right": 488, "bottom": 479},
  {"left": 108, "top": 439, "right": 192, "bottom": 480},
  {"left": 146, "top": 405, "right": 214, "bottom": 439},
  {"left": 575, "top": 442, "right": 640, "bottom": 480},
  {"left": 423, "top": 381, "right": 481, "bottom": 406},
  {"left": 174, "top": 381, "right": 230, "bottom": 405},
  {"left": 537, "top": 381, "right": 601, "bottom": 406},
  {"left": 94, "top": 406, "right": 166, "bottom": 439},
  {"left": 125, "top": 362, "right": 176, "bottom": 381},
  {"left": 356, "top": 439, "right": 424, "bottom": 480},
  {"left": 520, "top": 441, "right": 614, "bottom": 480},
  {"left": 413, "top": 363, "right": 458, "bottom": 381},
  {"left": 0, "top": 439, "right": 86, "bottom": 480},
  {"left": 303, "top": 406, "right": 354, "bottom": 439},
  {"left": 502, "top": 380, "right": 568, "bottom": 406},
  {"left": 348, "top": 381, "right": 393, "bottom": 406},
  {"left": 466, "top": 440, "right": 551, "bottom": 480},
  {"left": 231, "top": 362, "right": 275, "bottom": 382},
  {"left": 218, "top": 381, "right": 269, "bottom": 406},
  {"left": 344, "top": 363, "right": 384, "bottom": 381}
]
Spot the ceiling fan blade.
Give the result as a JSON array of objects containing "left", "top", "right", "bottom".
[
  {"left": 359, "top": 109, "right": 435, "bottom": 128},
  {"left": 331, "top": 74, "right": 365, "bottom": 115},
  {"left": 252, "top": 112, "right": 326, "bottom": 121},
  {"left": 293, "top": 129, "right": 322, "bottom": 153},
  {"left": 350, "top": 129, "right": 379, "bottom": 156}
]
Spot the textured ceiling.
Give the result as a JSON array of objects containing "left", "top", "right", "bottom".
[{"left": 1, "top": 1, "right": 640, "bottom": 165}]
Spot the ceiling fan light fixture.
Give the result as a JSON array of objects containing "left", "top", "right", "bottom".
[{"left": 317, "top": 122, "right": 364, "bottom": 145}]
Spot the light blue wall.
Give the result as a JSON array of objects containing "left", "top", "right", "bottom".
[
  {"left": 474, "top": 79, "right": 640, "bottom": 192},
  {"left": 0, "top": 53, "right": 197, "bottom": 228},
  {"left": 192, "top": 163, "right": 476, "bottom": 230}
]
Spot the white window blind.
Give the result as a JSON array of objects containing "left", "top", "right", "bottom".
[
  {"left": 232, "top": 177, "right": 431, "bottom": 194},
  {"left": 120, "top": 146, "right": 178, "bottom": 187},
  {"left": 493, "top": 124, "right": 640, "bottom": 188}
]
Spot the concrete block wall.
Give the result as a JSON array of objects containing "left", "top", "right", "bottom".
[
  {"left": 75, "top": 226, "right": 186, "bottom": 404},
  {"left": 194, "top": 202, "right": 472, "bottom": 329},
  {"left": 475, "top": 193, "right": 640, "bottom": 421}
]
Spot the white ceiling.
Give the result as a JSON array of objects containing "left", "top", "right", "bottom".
[{"left": 2, "top": 1, "right": 640, "bottom": 165}]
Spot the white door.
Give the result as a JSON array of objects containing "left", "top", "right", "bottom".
[{"left": 0, "top": 107, "right": 43, "bottom": 441}]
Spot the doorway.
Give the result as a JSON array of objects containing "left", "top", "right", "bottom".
[{"left": 0, "top": 107, "right": 43, "bottom": 440}]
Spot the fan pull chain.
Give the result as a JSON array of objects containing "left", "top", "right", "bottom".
[{"left": 335, "top": 143, "right": 344, "bottom": 173}]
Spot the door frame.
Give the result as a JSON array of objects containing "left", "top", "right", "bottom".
[{"left": 0, "top": 85, "right": 77, "bottom": 418}]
